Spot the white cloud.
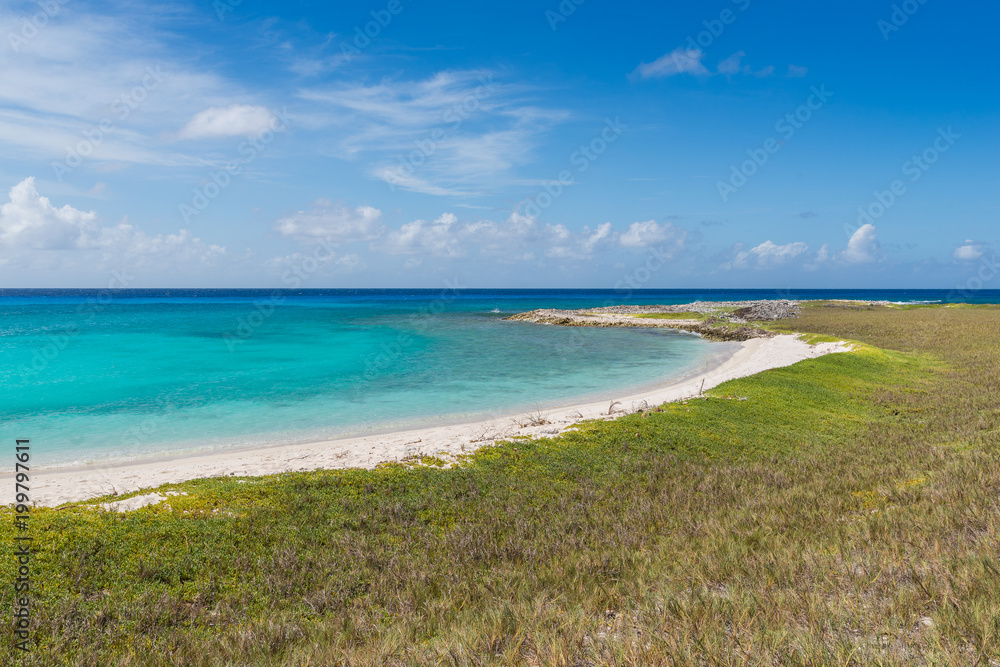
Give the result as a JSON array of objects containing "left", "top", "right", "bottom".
[
  {"left": 717, "top": 51, "right": 745, "bottom": 75},
  {"left": 633, "top": 48, "right": 709, "bottom": 79},
  {"left": 0, "top": 177, "right": 98, "bottom": 250},
  {"left": 787, "top": 65, "right": 809, "bottom": 78},
  {"left": 582, "top": 222, "right": 614, "bottom": 254},
  {"left": 549, "top": 222, "right": 615, "bottom": 259},
  {"left": 619, "top": 220, "right": 679, "bottom": 248},
  {"left": 636, "top": 49, "right": 780, "bottom": 79},
  {"left": 299, "top": 71, "right": 566, "bottom": 195},
  {"left": 0, "top": 177, "right": 226, "bottom": 271},
  {"left": 373, "top": 166, "right": 476, "bottom": 197},
  {"left": 274, "top": 200, "right": 385, "bottom": 242},
  {"left": 380, "top": 213, "right": 465, "bottom": 257},
  {"left": 953, "top": 240, "right": 983, "bottom": 261},
  {"left": 263, "top": 251, "right": 363, "bottom": 275},
  {"left": 727, "top": 240, "right": 810, "bottom": 270},
  {"left": 178, "top": 105, "right": 277, "bottom": 140},
  {"left": 0, "top": 8, "right": 249, "bottom": 166},
  {"left": 839, "top": 224, "right": 880, "bottom": 264},
  {"left": 375, "top": 211, "right": 669, "bottom": 262}
]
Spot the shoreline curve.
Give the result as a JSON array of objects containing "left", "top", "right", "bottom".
[{"left": 10, "top": 333, "right": 851, "bottom": 507}]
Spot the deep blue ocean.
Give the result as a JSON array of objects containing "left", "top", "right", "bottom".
[{"left": 2, "top": 288, "right": 997, "bottom": 469}]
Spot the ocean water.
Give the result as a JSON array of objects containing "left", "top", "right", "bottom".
[{"left": 2, "top": 288, "right": 997, "bottom": 468}]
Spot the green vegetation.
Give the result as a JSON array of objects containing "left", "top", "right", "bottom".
[
  {"left": 3, "top": 305, "right": 1000, "bottom": 665},
  {"left": 795, "top": 332, "right": 847, "bottom": 345}
]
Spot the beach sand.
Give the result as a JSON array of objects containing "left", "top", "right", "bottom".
[{"left": 15, "top": 334, "right": 851, "bottom": 508}]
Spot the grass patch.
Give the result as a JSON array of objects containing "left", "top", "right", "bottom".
[
  {"left": 3, "top": 305, "right": 1000, "bottom": 664},
  {"left": 796, "top": 332, "right": 848, "bottom": 345}
]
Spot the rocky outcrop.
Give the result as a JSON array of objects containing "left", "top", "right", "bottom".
[{"left": 502, "top": 303, "right": 785, "bottom": 341}]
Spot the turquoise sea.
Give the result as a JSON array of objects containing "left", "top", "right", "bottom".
[{"left": 2, "top": 288, "right": 997, "bottom": 469}]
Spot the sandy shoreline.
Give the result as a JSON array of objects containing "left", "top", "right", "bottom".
[{"left": 11, "top": 334, "right": 851, "bottom": 508}]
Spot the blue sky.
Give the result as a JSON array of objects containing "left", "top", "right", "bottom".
[{"left": 0, "top": 0, "right": 997, "bottom": 288}]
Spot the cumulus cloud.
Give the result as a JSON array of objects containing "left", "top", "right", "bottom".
[
  {"left": 178, "top": 105, "right": 278, "bottom": 139},
  {"left": 633, "top": 48, "right": 710, "bottom": 79},
  {"left": 0, "top": 177, "right": 98, "bottom": 250},
  {"left": 619, "top": 220, "right": 679, "bottom": 249},
  {"left": 0, "top": 177, "right": 226, "bottom": 271},
  {"left": 374, "top": 210, "right": 676, "bottom": 262},
  {"left": 839, "top": 224, "right": 880, "bottom": 264},
  {"left": 582, "top": 222, "right": 615, "bottom": 253},
  {"left": 380, "top": 213, "right": 466, "bottom": 258},
  {"left": 548, "top": 222, "right": 615, "bottom": 259},
  {"left": 378, "top": 211, "right": 555, "bottom": 259},
  {"left": 726, "top": 240, "right": 810, "bottom": 270},
  {"left": 274, "top": 200, "right": 385, "bottom": 242},
  {"left": 953, "top": 240, "right": 983, "bottom": 261},
  {"left": 272, "top": 196, "right": 688, "bottom": 267}
]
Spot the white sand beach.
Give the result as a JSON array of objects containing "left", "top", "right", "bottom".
[{"left": 17, "top": 334, "right": 851, "bottom": 508}]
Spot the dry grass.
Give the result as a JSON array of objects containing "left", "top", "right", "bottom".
[{"left": 2, "top": 304, "right": 1000, "bottom": 665}]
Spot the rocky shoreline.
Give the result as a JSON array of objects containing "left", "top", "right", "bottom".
[{"left": 503, "top": 299, "right": 804, "bottom": 341}]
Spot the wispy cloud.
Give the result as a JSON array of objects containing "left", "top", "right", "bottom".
[
  {"left": 0, "top": 6, "right": 271, "bottom": 169},
  {"left": 298, "top": 70, "right": 567, "bottom": 195},
  {"left": 633, "top": 48, "right": 710, "bottom": 79},
  {"left": 635, "top": 48, "right": 787, "bottom": 80}
]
